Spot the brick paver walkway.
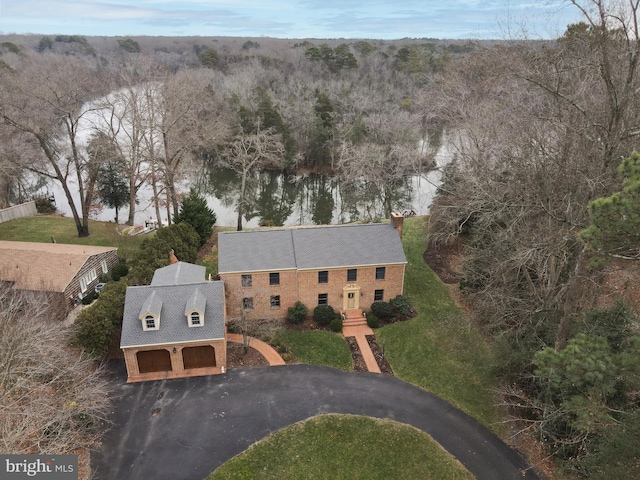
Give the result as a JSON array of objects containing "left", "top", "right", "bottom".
[
  {"left": 342, "top": 324, "right": 381, "bottom": 374},
  {"left": 227, "top": 333, "right": 286, "bottom": 366}
]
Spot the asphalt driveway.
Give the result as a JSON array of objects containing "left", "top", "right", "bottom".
[{"left": 93, "top": 363, "right": 539, "bottom": 480}]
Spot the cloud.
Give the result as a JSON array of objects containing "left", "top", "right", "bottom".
[{"left": 1, "top": 0, "right": 584, "bottom": 39}]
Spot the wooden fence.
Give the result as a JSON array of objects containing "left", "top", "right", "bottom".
[{"left": 0, "top": 201, "right": 37, "bottom": 224}]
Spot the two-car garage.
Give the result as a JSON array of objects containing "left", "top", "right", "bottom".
[{"left": 136, "top": 345, "right": 216, "bottom": 375}]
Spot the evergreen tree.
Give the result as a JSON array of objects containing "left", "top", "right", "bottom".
[
  {"left": 173, "top": 188, "right": 216, "bottom": 247},
  {"left": 581, "top": 151, "right": 640, "bottom": 258}
]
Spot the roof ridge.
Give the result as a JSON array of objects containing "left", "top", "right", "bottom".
[
  {"left": 219, "top": 221, "right": 390, "bottom": 235},
  {"left": 290, "top": 229, "right": 298, "bottom": 269}
]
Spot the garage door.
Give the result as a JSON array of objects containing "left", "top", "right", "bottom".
[
  {"left": 137, "top": 349, "right": 172, "bottom": 373},
  {"left": 182, "top": 345, "right": 216, "bottom": 369}
]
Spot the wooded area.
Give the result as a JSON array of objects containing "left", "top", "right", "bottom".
[
  {"left": 425, "top": 1, "right": 640, "bottom": 477},
  {"left": 0, "top": 32, "right": 449, "bottom": 235}
]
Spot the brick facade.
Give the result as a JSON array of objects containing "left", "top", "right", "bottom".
[
  {"left": 122, "top": 338, "right": 227, "bottom": 383},
  {"left": 221, "top": 263, "right": 406, "bottom": 321},
  {"left": 221, "top": 269, "right": 298, "bottom": 321}
]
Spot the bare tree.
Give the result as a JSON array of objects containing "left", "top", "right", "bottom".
[
  {"left": 155, "top": 69, "right": 230, "bottom": 221},
  {"left": 221, "top": 125, "right": 285, "bottom": 230},
  {"left": 423, "top": 2, "right": 640, "bottom": 357},
  {"left": 0, "top": 283, "right": 111, "bottom": 470},
  {"left": 0, "top": 54, "right": 107, "bottom": 236},
  {"left": 92, "top": 75, "right": 154, "bottom": 226}
]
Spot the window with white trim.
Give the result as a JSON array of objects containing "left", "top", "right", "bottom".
[
  {"left": 145, "top": 315, "right": 156, "bottom": 329},
  {"left": 101, "top": 260, "right": 108, "bottom": 273},
  {"left": 270, "top": 295, "right": 281, "bottom": 309},
  {"left": 190, "top": 312, "right": 201, "bottom": 326}
]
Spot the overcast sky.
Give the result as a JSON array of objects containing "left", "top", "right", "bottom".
[{"left": 1, "top": 1, "right": 583, "bottom": 40}]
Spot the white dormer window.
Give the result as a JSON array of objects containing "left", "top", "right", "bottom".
[
  {"left": 139, "top": 291, "right": 162, "bottom": 331},
  {"left": 185, "top": 288, "right": 206, "bottom": 327}
]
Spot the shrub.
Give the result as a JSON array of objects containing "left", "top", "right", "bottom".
[
  {"left": 287, "top": 301, "right": 308, "bottom": 325},
  {"left": 81, "top": 290, "right": 98, "bottom": 305},
  {"left": 313, "top": 304, "right": 336, "bottom": 326},
  {"left": 99, "top": 272, "right": 113, "bottom": 283},
  {"left": 330, "top": 318, "right": 343, "bottom": 332},
  {"left": 366, "top": 314, "right": 380, "bottom": 329},
  {"left": 73, "top": 310, "right": 113, "bottom": 357},
  {"left": 34, "top": 196, "right": 56, "bottom": 214},
  {"left": 390, "top": 295, "right": 414, "bottom": 316},
  {"left": 111, "top": 261, "right": 129, "bottom": 281},
  {"left": 129, "top": 223, "right": 200, "bottom": 284},
  {"left": 370, "top": 301, "right": 394, "bottom": 319}
]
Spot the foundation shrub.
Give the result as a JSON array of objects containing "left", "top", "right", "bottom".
[
  {"left": 371, "top": 301, "right": 393, "bottom": 320},
  {"left": 314, "top": 304, "right": 336, "bottom": 326},
  {"left": 390, "top": 295, "right": 414, "bottom": 316},
  {"left": 366, "top": 314, "right": 380, "bottom": 329},
  {"left": 330, "top": 318, "right": 343, "bottom": 332},
  {"left": 287, "top": 301, "right": 308, "bottom": 325}
]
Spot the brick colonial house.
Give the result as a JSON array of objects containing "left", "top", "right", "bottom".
[
  {"left": 0, "top": 241, "right": 118, "bottom": 307},
  {"left": 218, "top": 214, "right": 407, "bottom": 321},
  {"left": 120, "top": 262, "right": 227, "bottom": 382}
]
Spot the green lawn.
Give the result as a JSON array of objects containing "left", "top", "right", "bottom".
[
  {"left": 378, "top": 217, "right": 500, "bottom": 428},
  {"left": 0, "top": 215, "right": 146, "bottom": 260},
  {"left": 207, "top": 414, "right": 473, "bottom": 480},
  {"left": 276, "top": 329, "right": 352, "bottom": 371}
]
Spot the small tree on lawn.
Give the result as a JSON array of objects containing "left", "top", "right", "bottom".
[{"left": 173, "top": 188, "right": 217, "bottom": 247}]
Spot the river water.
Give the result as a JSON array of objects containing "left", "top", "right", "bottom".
[{"left": 48, "top": 138, "right": 451, "bottom": 228}]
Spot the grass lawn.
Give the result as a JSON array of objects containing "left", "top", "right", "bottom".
[
  {"left": 207, "top": 414, "right": 473, "bottom": 480},
  {"left": 0, "top": 215, "right": 146, "bottom": 260},
  {"left": 377, "top": 217, "right": 500, "bottom": 428},
  {"left": 276, "top": 329, "right": 352, "bottom": 371}
]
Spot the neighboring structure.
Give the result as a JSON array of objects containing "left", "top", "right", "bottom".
[
  {"left": 218, "top": 215, "right": 407, "bottom": 321},
  {"left": 0, "top": 201, "right": 37, "bottom": 224},
  {"left": 120, "top": 262, "right": 227, "bottom": 382},
  {"left": 0, "top": 240, "right": 118, "bottom": 306}
]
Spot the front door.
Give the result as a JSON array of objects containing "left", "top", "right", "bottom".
[
  {"left": 347, "top": 291, "right": 356, "bottom": 309},
  {"left": 343, "top": 284, "right": 360, "bottom": 311}
]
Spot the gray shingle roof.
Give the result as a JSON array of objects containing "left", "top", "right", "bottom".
[
  {"left": 185, "top": 288, "right": 207, "bottom": 315},
  {"left": 139, "top": 290, "right": 163, "bottom": 319},
  {"left": 218, "top": 222, "right": 406, "bottom": 273},
  {"left": 121, "top": 281, "right": 225, "bottom": 348},
  {"left": 218, "top": 228, "right": 297, "bottom": 273},
  {"left": 151, "top": 262, "right": 207, "bottom": 286}
]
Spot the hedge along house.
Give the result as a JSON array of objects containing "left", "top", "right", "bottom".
[
  {"left": 120, "top": 261, "right": 227, "bottom": 382},
  {"left": 0, "top": 241, "right": 118, "bottom": 310},
  {"left": 218, "top": 214, "right": 407, "bottom": 322}
]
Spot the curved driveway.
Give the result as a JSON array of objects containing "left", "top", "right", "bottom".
[{"left": 93, "top": 364, "right": 538, "bottom": 480}]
